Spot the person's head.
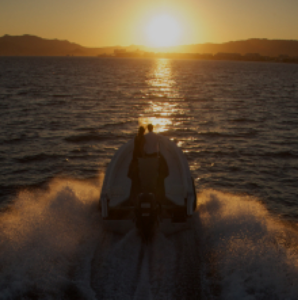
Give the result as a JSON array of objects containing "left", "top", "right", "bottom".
[
  {"left": 138, "top": 126, "right": 145, "bottom": 136},
  {"left": 148, "top": 124, "right": 153, "bottom": 132}
]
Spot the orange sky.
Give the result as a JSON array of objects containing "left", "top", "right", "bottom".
[{"left": 1, "top": 0, "right": 298, "bottom": 47}]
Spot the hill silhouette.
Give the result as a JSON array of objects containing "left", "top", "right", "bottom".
[
  {"left": 169, "top": 39, "right": 298, "bottom": 57},
  {"left": 0, "top": 35, "right": 117, "bottom": 56},
  {"left": 1, "top": 35, "right": 298, "bottom": 57}
]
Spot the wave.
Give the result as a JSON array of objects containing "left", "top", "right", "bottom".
[
  {"left": 17, "top": 91, "right": 29, "bottom": 96},
  {"left": 101, "top": 120, "right": 135, "bottom": 128},
  {"left": 0, "top": 179, "right": 102, "bottom": 299},
  {"left": 280, "top": 120, "right": 298, "bottom": 126},
  {"left": 65, "top": 133, "right": 113, "bottom": 143},
  {"left": 185, "top": 97, "right": 213, "bottom": 102},
  {"left": 162, "top": 130, "right": 260, "bottom": 140},
  {"left": 52, "top": 94, "right": 72, "bottom": 98},
  {"left": 1, "top": 137, "right": 24, "bottom": 144},
  {"left": 198, "top": 190, "right": 298, "bottom": 300},
  {"left": 229, "top": 117, "right": 256, "bottom": 123},
  {"left": 186, "top": 149, "right": 298, "bottom": 159},
  {"left": 264, "top": 150, "right": 298, "bottom": 158},
  {"left": 198, "top": 130, "right": 259, "bottom": 138},
  {"left": 0, "top": 180, "right": 298, "bottom": 299},
  {"left": 236, "top": 150, "right": 298, "bottom": 159},
  {"left": 15, "top": 153, "right": 62, "bottom": 163}
]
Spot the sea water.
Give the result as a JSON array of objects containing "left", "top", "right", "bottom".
[{"left": 0, "top": 57, "right": 297, "bottom": 299}]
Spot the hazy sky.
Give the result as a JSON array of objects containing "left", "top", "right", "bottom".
[{"left": 1, "top": 0, "right": 298, "bottom": 47}]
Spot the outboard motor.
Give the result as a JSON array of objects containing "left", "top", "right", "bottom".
[{"left": 135, "top": 193, "right": 159, "bottom": 241}]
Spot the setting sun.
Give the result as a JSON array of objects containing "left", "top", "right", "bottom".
[{"left": 145, "top": 14, "right": 182, "bottom": 48}]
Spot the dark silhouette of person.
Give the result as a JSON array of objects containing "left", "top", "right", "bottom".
[
  {"left": 128, "top": 126, "right": 145, "bottom": 202},
  {"left": 144, "top": 124, "right": 159, "bottom": 157},
  {"left": 132, "top": 126, "right": 145, "bottom": 160},
  {"left": 143, "top": 124, "right": 169, "bottom": 202}
]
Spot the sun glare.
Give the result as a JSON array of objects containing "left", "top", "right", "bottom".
[{"left": 145, "top": 14, "right": 182, "bottom": 48}]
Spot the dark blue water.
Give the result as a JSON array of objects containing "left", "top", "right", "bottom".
[{"left": 0, "top": 57, "right": 298, "bottom": 299}]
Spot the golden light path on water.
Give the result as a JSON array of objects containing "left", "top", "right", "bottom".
[{"left": 139, "top": 59, "right": 182, "bottom": 133}]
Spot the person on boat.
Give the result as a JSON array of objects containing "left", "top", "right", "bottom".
[
  {"left": 132, "top": 126, "right": 146, "bottom": 160},
  {"left": 144, "top": 124, "right": 159, "bottom": 157},
  {"left": 143, "top": 124, "right": 168, "bottom": 202},
  {"left": 128, "top": 126, "right": 145, "bottom": 202},
  {"left": 128, "top": 126, "right": 145, "bottom": 176}
]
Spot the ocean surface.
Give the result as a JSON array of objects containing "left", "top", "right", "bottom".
[{"left": 0, "top": 57, "right": 298, "bottom": 299}]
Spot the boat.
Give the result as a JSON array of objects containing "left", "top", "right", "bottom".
[{"left": 99, "top": 134, "right": 197, "bottom": 240}]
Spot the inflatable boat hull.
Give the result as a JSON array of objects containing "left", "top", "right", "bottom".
[{"left": 99, "top": 135, "right": 197, "bottom": 239}]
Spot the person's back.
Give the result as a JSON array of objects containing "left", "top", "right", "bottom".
[
  {"left": 144, "top": 124, "right": 159, "bottom": 156},
  {"left": 133, "top": 126, "right": 145, "bottom": 160},
  {"left": 128, "top": 126, "right": 145, "bottom": 202}
]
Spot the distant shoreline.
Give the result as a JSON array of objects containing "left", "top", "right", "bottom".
[
  {"left": 1, "top": 35, "right": 298, "bottom": 61},
  {"left": 1, "top": 54, "right": 297, "bottom": 65},
  {"left": 109, "top": 51, "right": 298, "bottom": 64}
]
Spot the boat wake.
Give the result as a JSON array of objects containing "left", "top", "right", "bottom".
[
  {"left": 199, "top": 190, "right": 298, "bottom": 299},
  {"left": 0, "top": 179, "right": 297, "bottom": 299}
]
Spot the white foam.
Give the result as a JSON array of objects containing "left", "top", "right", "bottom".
[
  {"left": 0, "top": 178, "right": 102, "bottom": 299},
  {"left": 1, "top": 183, "right": 298, "bottom": 299},
  {"left": 198, "top": 189, "right": 298, "bottom": 300}
]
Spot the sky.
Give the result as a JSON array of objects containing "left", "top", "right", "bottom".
[{"left": 1, "top": 0, "right": 298, "bottom": 47}]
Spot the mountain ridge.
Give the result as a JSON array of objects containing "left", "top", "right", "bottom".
[{"left": 1, "top": 34, "right": 298, "bottom": 57}]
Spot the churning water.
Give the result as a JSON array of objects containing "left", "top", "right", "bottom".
[{"left": 0, "top": 57, "right": 298, "bottom": 299}]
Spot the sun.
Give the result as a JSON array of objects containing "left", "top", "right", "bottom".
[{"left": 145, "top": 14, "right": 182, "bottom": 48}]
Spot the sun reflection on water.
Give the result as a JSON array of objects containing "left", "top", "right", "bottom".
[
  {"left": 146, "top": 59, "right": 179, "bottom": 97},
  {"left": 139, "top": 59, "right": 183, "bottom": 133}
]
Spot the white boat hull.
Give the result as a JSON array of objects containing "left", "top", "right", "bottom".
[{"left": 99, "top": 134, "right": 197, "bottom": 238}]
